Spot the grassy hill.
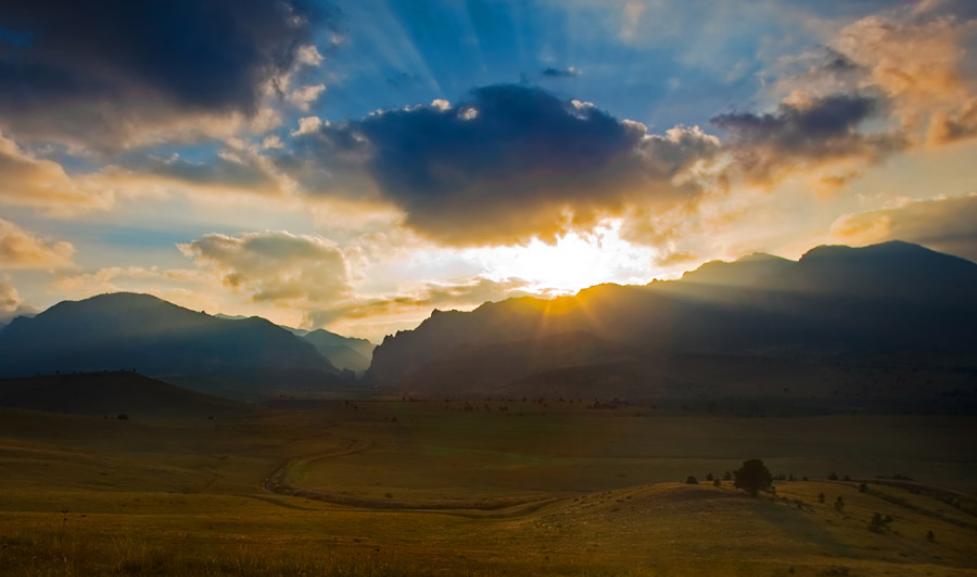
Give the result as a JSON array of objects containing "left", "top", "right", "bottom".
[{"left": 0, "top": 371, "right": 243, "bottom": 419}]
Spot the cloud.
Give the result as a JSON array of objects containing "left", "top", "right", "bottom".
[
  {"left": 179, "top": 231, "right": 353, "bottom": 306},
  {"left": 0, "top": 218, "right": 75, "bottom": 270},
  {"left": 830, "top": 193, "right": 977, "bottom": 262},
  {"left": 769, "top": 2, "right": 977, "bottom": 149},
  {"left": 832, "top": 2, "right": 977, "bottom": 143},
  {"left": 112, "top": 143, "right": 291, "bottom": 198},
  {"left": 292, "top": 116, "right": 325, "bottom": 137},
  {"left": 287, "top": 84, "right": 722, "bottom": 246},
  {"left": 307, "top": 276, "right": 532, "bottom": 328},
  {"left": 0, "top": 133, "right": 111, "bottom": 211},
  {"left": 0, "top": 278, "right": 35, "bottom": 324},
  {"left": 0, "top": 0, "right": 331, "bottom": 149},
  {"left": 712, "top": 94, "right": 906, "bottom": 187},
  {"left": 541, "top": 66, "right": 580, "bottom": 78},
  {"left": 287, "top": 84, "right": 327, "bottom": 111}
]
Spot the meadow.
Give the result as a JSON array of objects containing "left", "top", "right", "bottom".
[{"left": 1, "top": 401, "right": 976, "bottom": 576}]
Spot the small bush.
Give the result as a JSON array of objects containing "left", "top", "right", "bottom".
[
  {"left": 685, "top": 476, "right": 698, "bottom": 485},
  {"left": 868, "top": 512, "right": 893, "bottom": 533}
]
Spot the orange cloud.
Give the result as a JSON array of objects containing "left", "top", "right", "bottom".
[
  {"left": 0, "top": 218, "right": 75, "bottom": 270},
  {"left": 830, "top": 193, "right": 977, "bottom": 261}
]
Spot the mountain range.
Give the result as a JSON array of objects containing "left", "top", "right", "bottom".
[
  {"left": 366, "top": 241, "right": 977, "bottom": 412},
  {"left": 216, "top": 313, "right": 375, "bottom": 373},
  {"left": 2, "top": 241, "right": 975, "bottom": 410},
  {"left": 0, "top": 293, "right": 350, "bottom": 398}
]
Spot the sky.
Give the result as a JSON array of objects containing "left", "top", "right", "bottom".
[{"left": 1, "top": 0, "right": 976, "bottom": 341}]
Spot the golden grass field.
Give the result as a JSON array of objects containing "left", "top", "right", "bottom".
[{"left": 1, "top": 400, "right": 976, "bottom": 576}]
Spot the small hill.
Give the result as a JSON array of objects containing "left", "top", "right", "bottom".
[
  {"left": 0, "top": 293, "right": 347, "bottom": 398},
  {"left": 0, "top": 371, "right": 242, "bottom": 418},
  {"left": 303, "top": 329, "right": 375, "bottom": 374}
]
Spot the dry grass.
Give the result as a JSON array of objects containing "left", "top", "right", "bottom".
[{"left": 1, "top": 402, "right": 976, "bottom": 576}]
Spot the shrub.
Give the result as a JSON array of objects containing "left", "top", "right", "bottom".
[
  {"left": 868, "top": 512, "right": 893, "bottom": 533},
  {"left": 685, "top": 476, "right": 698, "bottom": 485}
]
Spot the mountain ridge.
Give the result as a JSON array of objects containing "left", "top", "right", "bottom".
[
  {"left": 0, "top": 292, "right": 348, "bottom": 399},
  {"left": 366, "top": 241, "right": 977, "bottom": 409}
]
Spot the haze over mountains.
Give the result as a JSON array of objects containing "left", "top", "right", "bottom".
[{"left": 1, "top": 241, "right": 976, "bottom": 410}]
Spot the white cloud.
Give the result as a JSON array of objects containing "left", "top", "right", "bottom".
[
  {"left": 291, "top": 116, "right": 325, "bottom": 136},
  {"left": 288, "top": 83, "right": 327, "bottom": 111}
]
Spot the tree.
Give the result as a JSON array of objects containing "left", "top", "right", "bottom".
[
  {"left": 834, "top": 496, "right": 845, "bottom": 512},
  {"left": 686, "top": 475, "right": 698, "bottom": 485},
  {"left": 818, "top": 492, "right": 826, "bottom": 504},
  {"left": 926, "top": 530, "right": 935, "bottom": 543},
  {"left": 713, "top": 478, "right": 721, "bottom": 488},
  {"left": 733, "top": 459, "right": 773, "bottom": 497}
]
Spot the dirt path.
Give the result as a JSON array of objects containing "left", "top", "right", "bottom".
[{"left": 260, "top": 438, "right": 565, "bottom": 518}]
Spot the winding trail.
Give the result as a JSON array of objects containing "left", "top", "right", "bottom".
[{"left": 261, "top": 438, "right": 564, "bottom": 518}]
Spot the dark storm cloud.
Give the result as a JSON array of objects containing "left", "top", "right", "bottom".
[
  {"left": 288, "top": 84, "right": 721, "bottom": 246},
  {"left": 541, "top": 66, "right": 579, "bottom": 78},
  {"left": 0, "top": 0, "right": 331, "bottom": 148},
  {"left": 714, "top": 94, "right": 876, "bottom": 150},
  {"left": 712, "top": 94, "right": 906, "bottom": 185}
]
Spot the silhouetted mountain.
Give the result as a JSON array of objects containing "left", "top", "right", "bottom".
[
  {"left": 0, "top": 371, "right": 242, "bottom": 418},
  {"left": 367, "top": 242, "right": 977, "bottom": 411},
  {"left": 213, "top": 313, "right": 371, "bottom": 372},
  {"left": 303, "top": 329, "right": 375, "bottom": 374},
  {"left": 0, "top": 293, "right": 346, "bottom": 398}
]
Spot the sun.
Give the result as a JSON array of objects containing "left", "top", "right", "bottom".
[{"left": 469, "top": 222, "right": 659, "bottom": 294}]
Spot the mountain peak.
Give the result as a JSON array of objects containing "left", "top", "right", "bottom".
[
  {"left": 800, "top": 240, "right": 939, "bottom": 262},
  {"left": 0, "top": 292, "right": 344, "bottom": 398}
]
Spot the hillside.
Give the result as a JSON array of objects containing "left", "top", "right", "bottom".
[
  {"left": 367, "top": 242, "right": 977, "bottom": 409},
  {"left": 0, "top": 371, "right": 242, "bottom": 418},
  {"left": 0, "top": 293, "right": 347, "bottom": 398}
]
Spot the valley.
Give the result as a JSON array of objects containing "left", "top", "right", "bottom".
[{"left": 1, "top": 397, "right": 975, "bottom": 576}]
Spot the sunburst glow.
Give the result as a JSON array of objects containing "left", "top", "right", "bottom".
[{"left": 467, "top": 222, "right": 659, "bottom": 294}]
